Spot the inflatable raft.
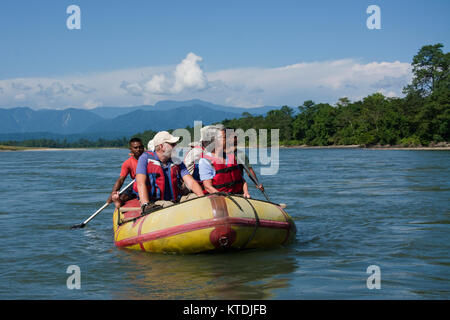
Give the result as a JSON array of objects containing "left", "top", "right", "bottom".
[{"left": 113, "top": 194, "right": 296, "bottom": 254}]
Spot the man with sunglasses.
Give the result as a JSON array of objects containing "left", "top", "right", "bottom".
[
  {"left": 108, "top": 137, "right": 145, "bottom": 208},
  {"left": 135, "top": 131, "right": 204, "bottom": 212}
]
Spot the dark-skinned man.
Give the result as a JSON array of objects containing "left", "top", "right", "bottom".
[{"left": 108, "top": 137, "right": 144, "bottom": 208}]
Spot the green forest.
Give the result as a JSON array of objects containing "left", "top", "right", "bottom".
[{"left": 2, "top": 44, "right": 448, "bottom": 149}]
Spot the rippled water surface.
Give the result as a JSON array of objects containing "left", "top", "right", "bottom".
[{"left": 0, "top": 148, "right": 449, "bottom": 299}]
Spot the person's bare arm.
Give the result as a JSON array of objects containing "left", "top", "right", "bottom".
[
  {"left": 136, "top": 173, "right": 149, "bottom": 205},
  {"left": 107, "top": 176, "right": 126, "bottom": 203},
  {"left": 182, "top": 174, "right": 204, "bottom": 197},
  {"left": 248, "top": 167, "right": 264, "bottom": 192},
  {"left": 243, "top": 181, "right": 250, "bottom": 198},
  {"left": 202, "top": 179, "right": 220, "bottom": 194}
]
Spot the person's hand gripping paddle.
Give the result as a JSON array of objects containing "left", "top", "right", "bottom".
[{"left": 71, "top": 180, "right": 135, "bottom": 229}]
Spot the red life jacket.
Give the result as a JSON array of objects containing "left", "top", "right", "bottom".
[
  {"left": 133, "top": 151, "right": 180, "bottom": 201},
  {"left": 201, "top": 152, "right": 244, "bottom": 194}
]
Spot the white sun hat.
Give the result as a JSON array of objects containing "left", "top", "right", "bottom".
[{"left": 151, "top": 131, "right": 180, "bottom": 149}]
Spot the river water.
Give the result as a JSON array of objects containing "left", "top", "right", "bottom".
[{"left": 0, "top": 148, "right": 449, "bottom": 299}]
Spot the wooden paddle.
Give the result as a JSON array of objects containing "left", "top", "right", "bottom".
[{"left": 71, "top": 179, "right": 135, "bottom": 229}]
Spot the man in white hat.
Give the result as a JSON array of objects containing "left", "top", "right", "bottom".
[
  {"left": 147, "top": 138, "right": 155, "bottom": 152},
  {"left": 135, "top": 131, "right": 204, "bottom": 212}
]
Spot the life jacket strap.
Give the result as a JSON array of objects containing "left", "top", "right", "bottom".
[
  {"left": 214, "top": 165, "right": 241, "bottom": 174},
  {"left": 213, "top": 179, "right": 244, "bottom": 189}
]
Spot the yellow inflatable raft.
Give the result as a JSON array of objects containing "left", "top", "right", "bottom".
[{"left": 113, "top": 194, "right": 296, "bottom": 254}]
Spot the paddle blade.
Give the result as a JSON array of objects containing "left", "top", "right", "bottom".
[{"left": 70, "top": 223, "right": 86, "bottom": 229}]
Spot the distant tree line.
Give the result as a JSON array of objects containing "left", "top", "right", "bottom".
[
  {"left": 0, "top": 137, "right": 129, "bottom": 148},
  {"left": 222, "top": 44, "right": 449, "bottom": 147}
]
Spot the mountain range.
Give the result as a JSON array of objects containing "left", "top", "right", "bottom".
[{"left": 0, "top": 100, "right": 280, "bottom": 141}]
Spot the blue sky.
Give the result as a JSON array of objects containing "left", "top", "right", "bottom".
[{"left": 0, "top": 0, "right": 448, "bottom": 109}]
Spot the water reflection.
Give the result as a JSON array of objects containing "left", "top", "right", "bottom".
[{"left": 112, "top": 247, "right": 298, "bottom": 299}]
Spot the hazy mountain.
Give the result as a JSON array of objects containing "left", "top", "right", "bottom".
[
  {"left": 152, "top": 99, "right": 280, "bottom": 115},
  {"left": 0, "top": 99, "right": 283, "bottom": 141},
  {"left": 84, "top": 105, "right": 242, "bottom": 135},
  {"left": 89, "top": 99, "right": 280, "bottom": 119},
  {"left": 0, "top": 107, "right": 103, "bottom": 134},
  {"left": 89, "top": 105, "right": 153, "bottom": 119}
]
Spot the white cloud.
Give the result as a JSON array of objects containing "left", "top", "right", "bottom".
[
  {"left": 120, "top": 81, "right": 144, "bottom": 96},
  {"left": 14, "top": 93, "right": 27, "bottom": 101},
  {"left": 127, "top": 52, "right": 208, "bottom": 95},
  {"left": 144, "top": 74, "right": 168, "bottom": 94},
  {"left": 83, "top": 99, "right": 102, "bottom": 109},
  {"left": 172, "top": 53, "right": 208, "bottom": 93},
  {"left": 0, "top": 54, "right": 412, "bottom": 109}
]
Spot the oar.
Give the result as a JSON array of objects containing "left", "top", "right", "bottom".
[
  {"left": 235, "top": 154, "right": 270, "bottom": 200},
  {"left": 236, "top": 154, "right": 286, "bottom": 208},
  {"left": 71, "top": 179, "right": 135, "bottom": 229}
]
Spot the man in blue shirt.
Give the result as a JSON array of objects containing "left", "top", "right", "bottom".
[{"left": 136, "top": 131, "right": 204, "bottom": 212}]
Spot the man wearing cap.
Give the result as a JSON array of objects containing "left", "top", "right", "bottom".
[{"left": 135, "top": 131, "right": 204, "bottom": 213}]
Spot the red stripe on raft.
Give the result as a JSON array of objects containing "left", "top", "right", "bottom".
[
  {"left": 114, "top": 217, "right": 290, "bottom": 248},
  {"left": 208, "top": 195, "right": 235, "bottom": 248},
  {"left": 276, "top": 206, "right": 292, "bottom": 245},
  {"left": 137, "top": 215, "right": 147, "bottom": 251}
]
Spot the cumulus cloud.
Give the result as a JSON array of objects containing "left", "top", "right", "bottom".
[
  {"left": 144, "top": 74, "right": 169, "bottom": 94},
  {"left": 172, "top": 53, "right": 208, "bottom": 93},
  {"left": 0, "top": 54, "right": 412, "bottom": 109},
  {"left": 120, "top": 81, "right": 144, "bottom": 96},
  {"left": 122, "top": 52, "right": 208, "bottom": 96}
]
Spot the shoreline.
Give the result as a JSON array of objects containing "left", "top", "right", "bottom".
[
  {"left": 0, "top": 146, "right": 123, "bottom": 152},
  {"left": 279, "top": 144, "right": 450, "bottom": 150},
  {"left": 2, "top": 144, "right": 449, "bottom": 152}
]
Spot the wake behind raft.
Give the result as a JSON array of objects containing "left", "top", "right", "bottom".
[{"left": 113, "top": 193, "right": 296, "bottom": 254}]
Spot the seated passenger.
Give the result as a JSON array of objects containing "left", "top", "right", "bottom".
[
  {"left": 134, "top": 131, "right": 204, "bottom": 213},
  {"left": 108, "top": 137, "right": 144, "bottom": 208},
  {"left": 198, "top": 128, "right": 250, "bottom": 198},
  {"left": 183, "top": 124, "right": 225, "bottom": 182}
]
